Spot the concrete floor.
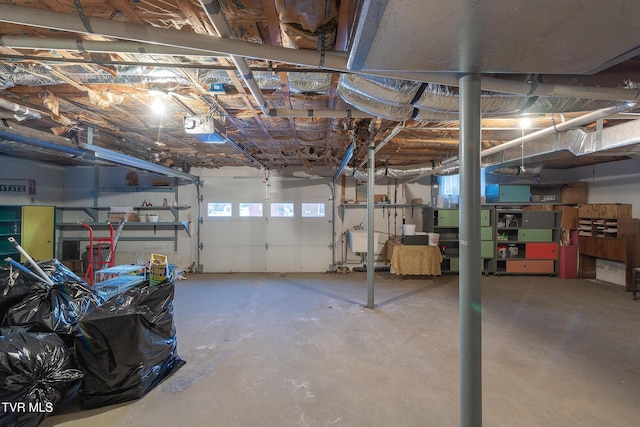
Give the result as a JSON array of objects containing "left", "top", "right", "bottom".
[{"left": 42, "top": 272, "right": 640, "bottom": 426}]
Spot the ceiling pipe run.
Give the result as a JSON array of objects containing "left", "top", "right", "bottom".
[
  {"left": 199, "top": 0, "right": 269, "bottom": 114},
  {"left": 358, "top": 121, "right": 405, "bottom": 167},
  {"left": 0, "top": 36, "right": 228, "bottom": 57},
  {"left": 1, "top": 4, "right": 638, "bottom": 103},
  {"left": 0, "top": 96, "right": 42, "bottom": 120},
  {"left": 417, "top": 101, "right": 637, "bottom": 179}
]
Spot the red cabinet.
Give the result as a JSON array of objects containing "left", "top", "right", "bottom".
[
  {"left": 525, "top": 242, "right": 559, "bottom": 259},
  {"left": 558, "top": 245, "right": 578, "bottom": 279}
]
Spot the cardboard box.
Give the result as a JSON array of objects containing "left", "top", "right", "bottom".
[
  {"left": 374, "top": 194, "right": 388, "bottom": 203},
  {"left": 554, "top": 205, "right": 579, "bottom": 230},
  {"left": 61, "top": 259, "right": 83, "bottom": 274},
  {"left": 108, "top": 212, "right": 139, "bottom": 222},
  {"left": 560, "top": 182, "right": 588, "bottom": 204}
]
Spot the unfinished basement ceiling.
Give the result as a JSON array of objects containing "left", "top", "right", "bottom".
[{"left": 1, "top": 0, "right": 640, "bottom": 177}]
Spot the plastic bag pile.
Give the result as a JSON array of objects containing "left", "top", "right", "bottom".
[{"left": 0, "top": 259, "right": 184, "bottom": 426}]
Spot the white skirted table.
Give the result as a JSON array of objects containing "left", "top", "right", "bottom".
[{"left": 382, "top": 240, "right": 443, "bottom": 276}]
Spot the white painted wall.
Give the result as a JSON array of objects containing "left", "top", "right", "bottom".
[
  {"left": 565, "top": 158, "right": 640, "bottom": 214},
  {"left": 10, "top": 155, "right": 638, "bottom": 274},
  {"left": 0, "top": 157, "right": 64, "bottom": 205}
]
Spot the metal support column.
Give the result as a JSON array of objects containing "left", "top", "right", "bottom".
[
  {"left": 366, "top": 140, "right": 375, "bottom": 308},
  {"left": 459, "top": 73, "right": 482, "bottom": 426}
]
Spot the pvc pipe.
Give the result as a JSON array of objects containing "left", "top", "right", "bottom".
[
  {"left": 0, "top": 97, "right": 41, "bottom": 119},
  {"left": 7, "top": 237, "right": 54, "bottom": 286},
  {"left": 4, "top": 257, "right": 45, "bottom": 282}
]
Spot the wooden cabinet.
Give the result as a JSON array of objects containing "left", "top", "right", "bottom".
[
  {"left": 579, "top": 235, "right": 640, "bottom": 291},
  {"left": 577, "top": 204, "right": 639, "bottom": 290}
]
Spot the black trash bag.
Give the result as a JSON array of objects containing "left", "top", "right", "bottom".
[
  {"left": 37, "top": 259, "right": 87, "bottom": 288},
  {"left": 3, "top": 280, "right": 106, "bottom": 347},
  {"left": 75, "top": 281, "right": 185, "bottom": 409},
  {"left": 1, "top": 259, "right": 107, "bottom": 329},
  {"left": 0, "top": 330, "right": 84, "bottom": 427},
  {"left": 0, "top": 265, "right": 49, "bottom": 324}
]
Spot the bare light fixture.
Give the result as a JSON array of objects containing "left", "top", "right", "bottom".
[
  {"left": 183, "top": 97, "right": 227, "bottom": 143},
  {"left": 150, "top": 96, "right": 165, "bottom": 114},
  {"left": 183, "top": 116, "right": 227, "bottom": 143}
]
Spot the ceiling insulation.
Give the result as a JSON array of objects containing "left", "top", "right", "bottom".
[{"left": 0, "top": 0, "right": 639, "bottom": 177}]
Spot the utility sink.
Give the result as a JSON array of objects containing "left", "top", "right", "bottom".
[{"left": 348, "top": 229, "right": 380, "bottom": 253}]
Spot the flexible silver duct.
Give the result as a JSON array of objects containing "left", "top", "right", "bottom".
[
  {"left": 1, "top": 4, "right": 637, "bottom": 104},
  {"left": 342, "top": 164, "right": 434, "bottom": 180}
]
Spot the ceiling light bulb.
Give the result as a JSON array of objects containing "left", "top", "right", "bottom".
[
  {"left": 519, "top": 117, "right": 531, "bottom": 129},
  {"left": 151, "top": 97, "right": 165, "bottom": 114}
]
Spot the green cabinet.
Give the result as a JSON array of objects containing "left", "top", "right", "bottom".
[
  {"left": 481, "top": 240, "right": 494, "bottom": 258},
  {"left": 481, "top": 209, "right": 491, "bottom": 226},
  {"left": 433, "top": 207, "right": 494, "bottom": 274},
  {"left": 436, "top": 209, "right": 459, "bottom": 227},
  {"left": 0, "top": 205, "right": 55, "bottom": 264},
  {"left": 486, "top": 184, "right": 531, "bottom": 203},
  {"left": 0, "top": 206, "right": 22, "bottom": 263},
  {"left": 517, "top": 229, "right": 553, "bottom": 242}
]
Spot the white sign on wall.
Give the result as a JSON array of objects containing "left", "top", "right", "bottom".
[{"left": 0, "top": 179, "right": 36, "bottom": 194}]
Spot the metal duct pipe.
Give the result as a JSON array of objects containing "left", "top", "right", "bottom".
[
  {"left": 422, "top": 101, "right": 637, "bottom": 177},
  {"left": 0, "top": 127, "right": 85, "bottom": 157},
  {"left": 480, "top": 102, "right": 635, "bottom": 159},
  {"left": 199, "top": 0, "right": 269, "bottom": 114},
  {"left": 343, "top": 164, "right": 435, "bottom": 180},
  {"left": 0, "top": 96, "right": 41, "bottom": 120},
  {"left": 83, "top": 144, "right": 201, "bottom": 186},
  {"left": 1, "top": 4, "right": 638, "bottom": 103},
  {"left": 0, "top": 36, "right": 228, "bottom": 57}
]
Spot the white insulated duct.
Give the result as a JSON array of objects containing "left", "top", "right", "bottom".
[
  {"left": 339, "top": 74, "right": 422, "bottom": 105},
  {"left": 288, "top": 72, "right": 333, "bottom": 93},
  {"left": 338, "top": 85, "right": 414, "bottom": 121}
]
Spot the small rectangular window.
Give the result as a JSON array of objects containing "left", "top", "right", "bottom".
[
  {"left": 207, "top": 202, "right": 232, "bottom": 217},
  {"left": 239, "top": 202, "right": 263, "bottom": 217},
  {"left": 301, "top": 202, "right": 325, "bottom": 217},
  {"left": 270, "top": 203, "right": 294, "bottom": 218}
]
